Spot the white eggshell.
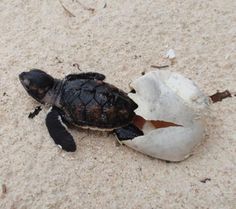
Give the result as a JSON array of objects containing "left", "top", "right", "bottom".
[
  {"left": 122, "top": 71, "right": 210, "bottom": 162},
  {"left": 165, "top": 49, "right": 176, "bottom": 59}
]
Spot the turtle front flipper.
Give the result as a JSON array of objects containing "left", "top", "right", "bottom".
[
  {"left": 46, "top": 106, "right": 76, "bottom": 152},
  {"left": 114, "top": 124, "right": 144, "bottom": 141},
  {"left": 65, "top": 72, "right": 106, "bottom": 81}
]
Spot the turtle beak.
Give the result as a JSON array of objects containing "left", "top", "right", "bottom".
[
  {"left": 19, "top": 72, "right": 24, "bottom": 82},
  {"left": 19, "top": 71, "right": 27, "bottom": 79},
  {"left": 19, "top": 72, "right": 30, "bottom": 90}
]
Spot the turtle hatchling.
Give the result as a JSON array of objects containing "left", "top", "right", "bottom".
[{"left": 19, "top": 69, "right": 143, "bottom": 151}]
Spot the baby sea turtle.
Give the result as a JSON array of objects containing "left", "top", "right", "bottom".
[{"left": 19, "top": 69, "right": 143, "bottom": 151}]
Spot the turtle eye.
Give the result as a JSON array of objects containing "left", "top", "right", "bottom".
[{"left": 38, "top": 88, "right": 45, "bottom": 94}]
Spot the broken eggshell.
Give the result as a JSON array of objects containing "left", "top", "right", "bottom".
[{"left": 122, "top": 71, "right": 210, "bottom": 162}]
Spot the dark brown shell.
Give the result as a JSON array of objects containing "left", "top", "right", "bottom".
[{"left": 60, "top": 78, "right": 137, "bottom": 129}]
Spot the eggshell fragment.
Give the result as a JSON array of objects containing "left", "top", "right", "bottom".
[
  {"left": 165, "top": 49, "right": 176, "bottom": 59},
  {"left": 122, "top": 71, "right": 210, "bottom": 162}
]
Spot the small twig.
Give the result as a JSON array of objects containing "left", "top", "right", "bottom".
[
  {"left": 58, "top": 0, "right": 76, "bottom": 17},
  {"left": 210, "top": 90, "right": 232, "bottom": 103},
  {"left": 28, "top": 106, "right": 42, "bottom": 119},
  {"left": 150, "top": 65, "right": 169, "bottom": 69},
  {"left": 76, "top": 0, "right": 95, "bottom": 13},
  {"left": 103, "top": 3, "right": 107, "bottom": 8},
  {"left": 80, "top": 135, "right": 87, "bottom": 140},
  {"left": 200, "top": 178, "right": 211, "bottom": 183},
  {"left": 72, "top": 63, "right": 82, "bottom": 71}
]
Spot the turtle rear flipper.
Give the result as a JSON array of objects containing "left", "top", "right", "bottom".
[
  {"left": 46, "top": 106, "right": 76, "bottom": 152},
  {"left": 114, "top": 124, "right": 143, "bottom": 141}
]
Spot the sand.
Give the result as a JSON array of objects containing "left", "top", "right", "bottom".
[{"left": 0, "top": 0, "right": 235, "bottom": 208}]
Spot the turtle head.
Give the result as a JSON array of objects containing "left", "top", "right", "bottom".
[{"left": 19, "top": 69, "right": 54, "bottom": 103}]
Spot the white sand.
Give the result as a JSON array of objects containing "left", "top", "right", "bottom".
[{"left": 0, "top": 0, "right": 235, "bottom": 208}]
